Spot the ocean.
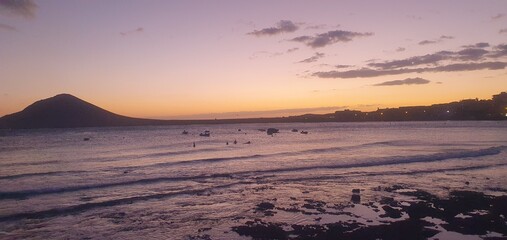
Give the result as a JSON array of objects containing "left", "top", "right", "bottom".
[{"left": 0, "top": 121, "right": 506, "bottom": 239}]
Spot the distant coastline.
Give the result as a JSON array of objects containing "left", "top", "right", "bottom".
[{"left": 0, "top": 92, "right": 506, "bottom": 129}]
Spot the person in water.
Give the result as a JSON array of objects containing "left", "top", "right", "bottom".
[{"left": 193, "top": 142, "right": 195, "bottom": 148}]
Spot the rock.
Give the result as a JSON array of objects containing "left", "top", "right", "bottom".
[
  {"left": 351, "top": 194, "right": 361, "bottom": 204},
  {"left": 267, "top": 128, "right": 279, "bottom": 135},
  {"left": 232, "top": 221, "right": 287, "bottom": 240},
  {"left": 407, "top": 202, "right": 432, "bottom": 219},
  {"left": 257, "top": 202, "right": 275, "bottom": 210},
  {"left": 380, "top": 205, "right": 403, "bottom": 218}
]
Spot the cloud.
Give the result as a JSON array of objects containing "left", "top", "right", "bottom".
[
  {"left": 0, "top": 23, "right": 16, "bottom": 31},
  {"left": 367, "top": 51, "right": 451, "bottom": 69},
  {"left": 396, "top": 47, "right": 406, "bottom": 52},
  {"left": 373, "top": 77, "right": 430, "bottom": 86},
  {"left": 490, "top": 44, "right": 507, "bottom": 58},
  {"left": 418, "top": 35, "right": 454, "bottom": 45},
  {"left": 247, "top": 20, "right": 298, "bottom": 37},
  {"left": 367, "top": 45, "right": 498, "bottom": 70},
  {"left": 286, "top": 47, "right": 299, "bottom": 53},
  {"left": 120, "top": 27, "right": 144, "bottom": 36},
  {"left": 313, "top": 62, "right": 507, "bottom": 78},
  {"left": 419, "top": 40, "right": 437, "bottom": 45},
  {"left": 291, "top": 29, "right": 373, "bottom": 48},
  {"left": 335, "top": 64, "right": 351, "bottom": 69},
  {"left": 406, "top": 15, "right": 422, "bottom": 20},
  {"left": 305, "top": 24, "right": 328, "bottom": 30},
  {"left": 500, "top": 29, "right": 507, "bottom": 34},
  {"left": 462, "top": 42, "right": 490, "bottom": 48},
  {"left": 492, "top": 13, "right": 505, "bottom": 20},
  {"left": 298, "top": 52, "right": 324, "bottom": 63},
  {"left": 456, "top": 48, "right": 489, "bottom": 60},
  {"left": 0, "top": 0, "right": 37, "bottom": 18},
  {"left": 440, "top": 35, "right": 454, "bottom": 40}
]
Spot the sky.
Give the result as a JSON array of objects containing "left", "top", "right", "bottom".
[{"left": 0, "top": 0, "right": 506, "bottom": 119}]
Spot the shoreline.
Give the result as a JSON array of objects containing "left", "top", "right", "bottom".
[{"left": 224, "top": 185, "right": 507, "bottom": 240}]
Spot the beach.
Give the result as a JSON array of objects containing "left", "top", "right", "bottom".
[{"left": 0, "top": 121, "right": 506, "bottom": 239}]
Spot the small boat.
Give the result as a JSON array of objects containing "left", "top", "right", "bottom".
[
  {"left": 199, "top": 130, "right": 210, "bottom": 137},
  {"left": 83, "top": 137, "right": 90, "bottom": 141},
  {"left": 300, "top": 131, "right": 308, "bottom": 134},
  {"left": 182, "top": 130, "right": 189, "bottom": 135},
  {"left": 291, "top": 129, "right": 298, "bottom": 132},
  {"left": 267, "top": 128, "right": 279, "bottom": 135}
]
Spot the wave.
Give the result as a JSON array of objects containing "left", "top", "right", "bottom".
[
  {"left": 244, "top": 146, "right": 505, "bottom": 175},
  {"left": 0, "top": 182, "right": 244, "bottom": 222},
  {"left": 275, "top": 162, "right": 507, "bottom": 183},
  {"left": 0, "top": 171, "right": 86, "bottom": 180},
  {"left": 0, "top": 146, "right": 502, "bottom": 200},
  {"left": 1, "top": 161, "right": 505, "bottom": 222}
]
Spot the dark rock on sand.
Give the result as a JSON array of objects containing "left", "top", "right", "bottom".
[
  {"left": 351, "top": 194, "right": 361, "bottom": 203},
  {"left": 232, "top": 220, "right": 287, "bottom": 240},
  {"left": 380, "top": 205, "right": 403, "bottom": 219},
  {"left": 257, "top": 202, "right": 275, "bottom": 210}
]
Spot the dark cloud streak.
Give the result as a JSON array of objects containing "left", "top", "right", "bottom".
[
  {"left": 120, "top": 27, "right": 144, "bottom": 36},
  {"left": 247, "top": 20, "right": 298, "bottom": 37},
  {"left": 313, "top": 62, "right": 507, "bottom": 79},
  {"left": 0, "top": 22, "right": 16, "bottom": 31},
  {"left": 0, "top": 0, "right": 37, "bottom": 18},
  {"left": 418, "top": 35, "right": 454, "bottom": 45},
  {"left": 298, "top": 52, "right": 324, "bottom": 63},
  {"left": 492, "top": 13, "right": 505, "bottom": 20},
  {"left": 291, "top": 30, "right": 373, "bottom": 48},
  {"left": 373, "top": 77, "right": 430, "bottom": 86}
]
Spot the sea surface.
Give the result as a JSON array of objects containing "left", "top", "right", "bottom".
[{"left": 0, "top": 121, "right": 506, "bottom": 239}]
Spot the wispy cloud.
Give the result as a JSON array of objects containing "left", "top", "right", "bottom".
[
  {"left": 286, "top": 47, "right": 299, "bottom": 53},
  {"left": 462, "top": 42, "right": 490, "bottom": 48},
  {"left": 313, "top": 62, "right": 506, "bottom": 79},
  {"left": 0, "top": 0, "right": 37, "bottom": 19},
  {"left": 373, "top": 77, "right": 430, "bottom": 86},
  {"left": 305, "top": 24, "right": 329, "bottom": 30},
  {"left": 500, "top": 28, "right": 507, "bottom": 34},
  {"left": 367, "top": 45, "right": 495, "bottom": 70},
  {"left": 419, "top": 35, "right": 454, "bottom": 45},
  {"left": 120, "top": 27, "right": 144, "bottom": 37},
  {"left": 247, "top": 20, "right": 298, "bottom": 37},
  {"left": 396, "top": 47, "right": 406, "bottom": 52},
  {"left": 492, "top": 13, "right": 505, "bottom": 20},
  {"left": 291, "top": 29, "right": 373, "bottom": 48},
  {"left": 0, "top": 23, "right": 16, "bottom": 31},
  {"left": 335, "top": 64, "right": 352, "bottom": 69},
  {"left": 298, "top": 52, "right": 324, "bottom": 63}
]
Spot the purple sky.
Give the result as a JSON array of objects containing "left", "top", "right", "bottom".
[{"left": 1, "top": 0, "right": 506, "bottom": 119}]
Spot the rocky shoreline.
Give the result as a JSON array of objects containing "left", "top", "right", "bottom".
[{"left": 226, "top": 185, "right": 507, "bottom": 240}]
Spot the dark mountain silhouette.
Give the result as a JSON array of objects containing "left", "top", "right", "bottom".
[
  {"left": 0, "top": 92, "right": 506, "bottom": 129},
  {"left": 0, "top": 94, "right": 167, "bottom": 129}
]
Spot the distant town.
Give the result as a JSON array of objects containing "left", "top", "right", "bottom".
[{"left": 286, "top": 92, "right": 507, "bottom": 122}]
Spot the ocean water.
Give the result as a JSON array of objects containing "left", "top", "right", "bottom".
[{"left": 0, "top": 121, "right": 506, "bottom": 239}]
